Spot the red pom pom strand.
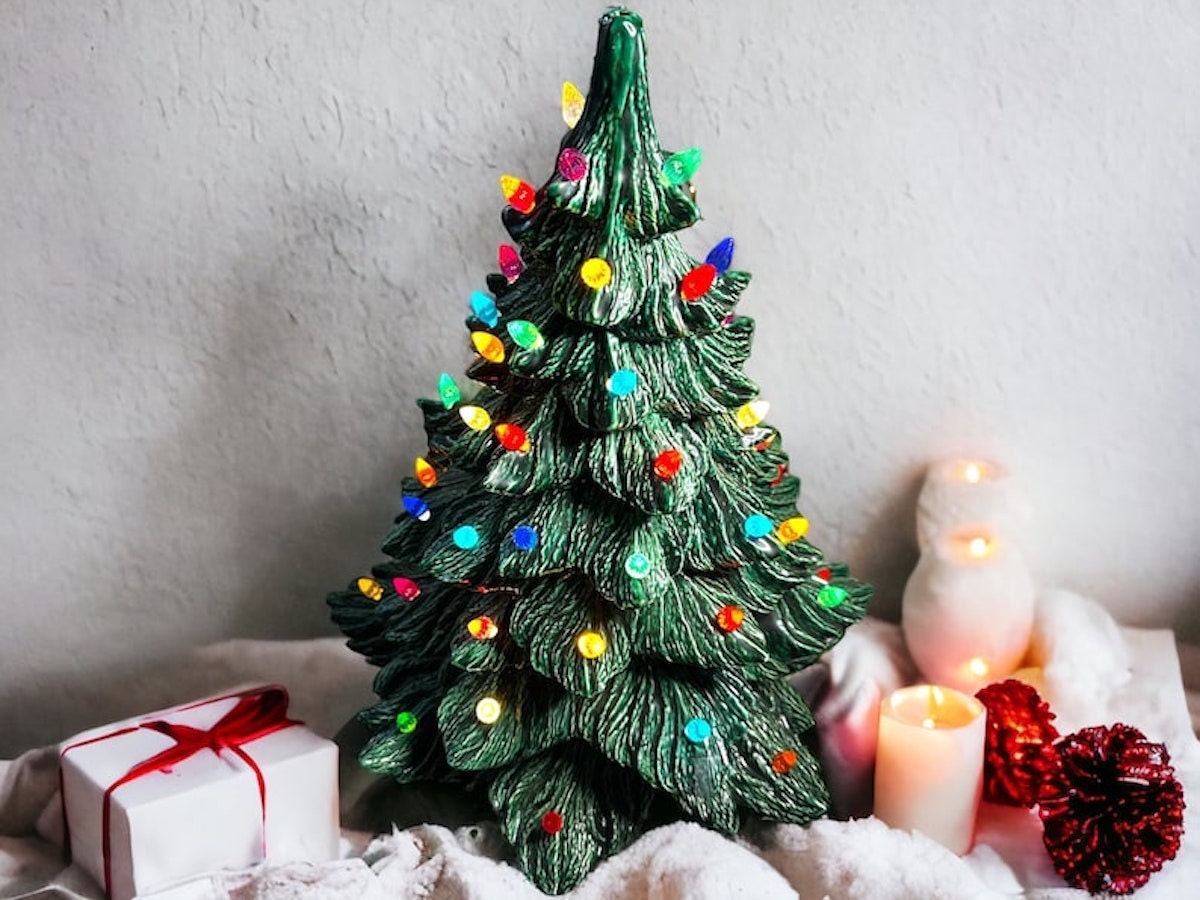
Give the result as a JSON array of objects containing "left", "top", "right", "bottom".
[
  {"left": 1039, "top": 723, "right": 1185, "bottom": 895},
  {"left": 974, "top": 679, "right": 1060, "bottom": 807},
  {"left": 540, "top": 810, "right": 564, "bottom": 835},
  {"left": 679, "top": 263, "right": 717, "bottom": 301}
]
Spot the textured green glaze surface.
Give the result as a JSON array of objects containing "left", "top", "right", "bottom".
[{"left": 328, "top": 8, "right": 870, "bottom": 894}]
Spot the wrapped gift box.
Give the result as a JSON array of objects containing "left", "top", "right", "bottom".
[{"left": 60, "top": 685, "right": 339, "bottom": 900}]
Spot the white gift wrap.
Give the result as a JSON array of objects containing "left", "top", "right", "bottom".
[{"left": 60, "top": 687, "right": 339, "bottom": 900}]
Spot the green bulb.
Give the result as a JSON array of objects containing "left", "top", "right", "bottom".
[
  {"left": 817, "top": 585, "right": 848, "bottom": 609},
  {"left": 438, "top": 373, "right": 461, "bottom": 409},
  {"left": 625, "top": 552, "right": 651, "bottom": 579},
  {"left": 507, "top": 319, "right": 545, "bottom": 350},
  {"left": 395, "top": 711, "right": 418, "bottom": 733},
  {"left": 661, "top": 147, "right": 703, "bottom": 185}
]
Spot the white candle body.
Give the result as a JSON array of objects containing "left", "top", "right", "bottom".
[
  {"left": 873, "top": 685, "right": 985, "bottom": 855},
  {"left": 902, "top": 536, "right": 1036, "bottom": 692},
  {"left": 915, "top": 459, "right": 1033, "bottom": 553}
]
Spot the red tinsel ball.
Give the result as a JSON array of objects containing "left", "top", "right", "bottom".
[
  {"left": 1038, "top": 723, "right": 1186, "bottom": 895},
  {"left": 975, "top": 679, "right": 1060, "bottom": 807}
]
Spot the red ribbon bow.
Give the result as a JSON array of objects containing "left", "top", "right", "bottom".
[{"left": 62, "top": 685, "right": 300, "bottom": 897}]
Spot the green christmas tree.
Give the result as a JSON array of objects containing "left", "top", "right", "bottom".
[{"left": 328, "top": 8, "right": 870, "bottom": 894}]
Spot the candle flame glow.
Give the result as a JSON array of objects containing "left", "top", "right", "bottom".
[
  {"left": 967, "top": 657, "right": 989, "bottom": 678},
  {"left": 963, "top": 462, "right": 984, "bottom": 483},
  {"left": 967, "top": 536, "right": 991, "bottom": 558}
]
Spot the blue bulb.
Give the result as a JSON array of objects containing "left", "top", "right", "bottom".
[
  {"left": 512, "top": 525, "right": 539, "bottom": 551},
  {"left": 683, "top": 717, "right": 713, "bottom": 744},
  {"left": 453, "top": 525, "right": 481, "bottom": 550},
  {"left": 743, "top": 514, "right": 773, "bottom": 540},
  {"left": 402, "top": 496, "right": 431, "bottom": 521},
  {"left": 470, "top": 291, "right": 499, "bottom": 328},
  {"left": 704, "top": 237, "right": 735, "bottom": 274},
  {"left": 607, "top": 368, "right": 638, "bottom": 397}
]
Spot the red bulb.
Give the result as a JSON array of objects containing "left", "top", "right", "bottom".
[
  {"left": 815, "top": 567, "right": 832, "bottom": 583},
  {"left": 494, "top": 423, "right": 530, "bottom": 452},
  {"left": 679, "top": 263, "right": 717, "bottom": 301},
  {"left": 541, "top": 811, "right": 564, "bottom": 835},
  {"left": 715, "top": 605, "right": 745, "bottom": 633},
  {"left": 498, "top": 244, "right": 523, "bottom": 282},
  {"left": 769, "top": 464, "right": 787, "bottom": 487},
  {"left": 653, "top": 449, "right": 683, "bottom": 481}
]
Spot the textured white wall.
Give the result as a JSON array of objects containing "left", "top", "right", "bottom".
[{"left": 2, "top": 0, "right": 1198, "bottom": 754}]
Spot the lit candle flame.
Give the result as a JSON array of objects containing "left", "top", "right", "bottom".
[
  {"left": 963, "top": 462, "right": 984, "bottom": 484},
  {"left": 967, "top": 536, "right": 991, "bottom": 558},
  {"left": 968, "top": 657, "right": 989, "bottom": 678}
]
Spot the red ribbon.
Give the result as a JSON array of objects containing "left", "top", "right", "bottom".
[{"left": 60, "top": 686, "right": 300, "bottom": 897}]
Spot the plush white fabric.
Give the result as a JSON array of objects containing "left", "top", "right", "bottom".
[{"left": 2, "top": 608, "right": 1199, "bottom": 899}]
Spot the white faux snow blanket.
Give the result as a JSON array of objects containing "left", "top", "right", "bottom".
[{"left": 3, "top": 591, "right": 1199, "bottom": 899}]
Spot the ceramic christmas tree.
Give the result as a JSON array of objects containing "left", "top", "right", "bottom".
[{"left": 328, "top": 8, "right": 870, "bottom": 894}]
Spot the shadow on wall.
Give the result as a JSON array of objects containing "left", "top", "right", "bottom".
[
  {"left": 2, "top": 185, "right": 429, "bottom": 755},
  {"left": 846, "top": 466, "right": 925, "bottom": 624}
]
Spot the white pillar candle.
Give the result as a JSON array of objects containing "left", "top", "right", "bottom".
[{"left": 873, "top": 685, "right": 986, "bottom": 855}]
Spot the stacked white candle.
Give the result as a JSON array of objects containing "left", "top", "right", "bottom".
[{"left": 901, "top": 460, "right": 1036, "bottom": 693}]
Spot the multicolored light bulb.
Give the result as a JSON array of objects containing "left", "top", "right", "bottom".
[
  {"left": 467, "top": 616, "right": 499, "bottom": 640},
  {"left": 499, "top": 174, "right": 536, "bottom": 214},
  {"left": 453, "top": 525, "right": 481, "bottom": 550},
  {"left": 735, "top": 400, "right": 770, "bottom": 430},
  {"left": 438, "top": 373, "right": 461, "bottom": 409},
  {"left": 470, "top": 291, "right": 499, "bottom": 327},
  {"left": 471, "top": 331, "right": 505, "bottom": 364},
  {"left": 743, "top": 514, "right": 774, "bottom": 540},
  {"left": 494, "top": 422, "right": 531, "bottom": 452},
  {"left": 506, "top": 319, "right": 545, "bottom": 350},
  {"left": 607, "top": 369, "right": 638, "bottom": 397},
  {"left": 402, "top": 496, "right": 432, "bottom": 521},
  {"left": 512, "top": 525, "right": 539, "bottom": 551},
  {"left": 414, "top": 456, "right": 438, "bottom": 488},
  {"left": 575, "top": 630, "right": 607, "bottom": 659},
  {"left": 653, "top": 448, "right": 682, "bottom": 481},
  {"left": 459, "top": 406, "right": 492, "bottom": 431},
  {"left": 541, "top": 810, "right": 565, "bottom": 835},
  {"left": 777, "top": 516, "right": 809, "bottom": 544},
  {"left": 392, "top": 577, "right": 421, "bottom": 601},
  {"left": 475, "top": 696, "right": 502, "bottom": 724},
  {"left": 818, "top": 585, "right": 849, "bottom": 609},
  {"left": 498, "top": 244, "right": 523, "bottom": 282},
  {"left": 580, "top": 257, "right": 612, "bottom": 289},
  {"left": 715, "top": 605, "right": 745, "bottom": 633},
  {"left": 624, "top": 552, "right": 651, "bottom": 579},
  {"left": 661, "top": 147, "right": 703, "bottom": 185},
  {"left": 771, "top": 749, "right": 798, "bottom": 774},
  {"left": 395, "top": 711, "right": 418, "bottom": 734},
  {"left": 679, "top": 263, "right": 717, "bottom": 301},
  {"left": 683, "top": 717, "right": 713, "bottom": 744},
  {"left": 705, "top": 237, "right": 735, "bottom": 274},
  {"left": 557, "top": 148, "right": 588, "bottom": 181},
  {"left": 356, "top": 577, "right": 384, "bottom": 601},
  {"left": 561, "top": 81, "right": 585, "bottom": 128}
]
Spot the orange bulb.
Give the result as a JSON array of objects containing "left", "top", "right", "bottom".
[
  {"left": 771, "top": 749, "right": 798, "bottom": 774},
  {"left": 471, "top": 331, "right": 506, "bottom": 364},
  {"left": 653, "top": 448, "right": 683, "bottom": 481},
  {"left": 414, "top": 456, "right": 438, "bottom": 488},
  {"left": 467, "top": 616, "right": 499, "bottom": 640},
  {"left": 715, "top": 605, "right": 744, "bottom": 633},
  {"left": 499, "top": 175, "right": 536, "bottom": 214}
]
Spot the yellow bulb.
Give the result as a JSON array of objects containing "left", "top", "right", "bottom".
[
  {"left": 575, "top": 630, "right": 607, "bottom": 659},
  {"left": 967, "top": 657, "right": 990, "bottom": 678},
  {"left": 499, "top": 174, "right": 523, "bottom": 201},
  {"left": 963, "top": 462, "right": 985, "bottom": 484},
  {"left": 414, "top": 456, "right": 438, "bottom": 488},
  {"left": 735, "top": 400, "right": 770, "bottom": 430},
  {"left": 776, "top": 516, "right": 809, "bottom": 544},
  {"left": 459, "top": 406, "right": 492, "bottom": 432},
  {"left": 471, "top": 331, "right": 506, "bottom": 364},
  {"left": 475, "top": 696, "right": 502, "bottom": 724},
  {"left": 968, "top": 536, "right": 991, "bottom": 558},
  {"left": 357, "top": 577, "right": 384, "bottom": 601},
  {"left": 467, "top": 616, "right": 499, "bottom": 640},
  {"left": 580, "top": 257, "right": 612, "bottom": 289},
  {"left": 562, "top": 81, "right": 585, "bottom": 128}
]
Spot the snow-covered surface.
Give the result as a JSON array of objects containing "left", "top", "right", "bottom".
[{"left": 2, "top": 609, "right": 1198, "bottom": 899}]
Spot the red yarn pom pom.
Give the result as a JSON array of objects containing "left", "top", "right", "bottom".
[
  {"left": 1039, "top": 723, "right": 1186, "bottom": 895},
  {"left": 975, "top": 679, "right": 1060, "bottom": 807}
]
